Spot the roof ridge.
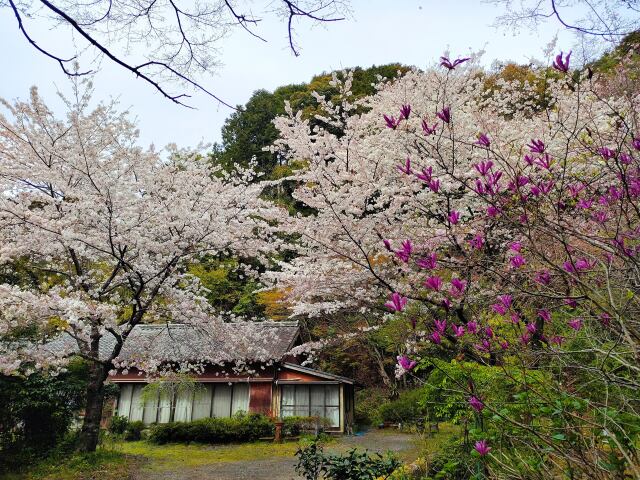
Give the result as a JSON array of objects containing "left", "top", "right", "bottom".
[{"left": 134, "top": 320, "right": 299, "bottom": 329}]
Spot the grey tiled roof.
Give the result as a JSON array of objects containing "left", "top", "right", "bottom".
[{"left": 44, "top": 321, "right": 300, "bottom": 364}]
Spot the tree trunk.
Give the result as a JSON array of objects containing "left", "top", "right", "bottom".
[{"left": 76, "top": 362, "right": 109, "bottom": 453}]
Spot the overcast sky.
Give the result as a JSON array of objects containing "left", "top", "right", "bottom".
[{"left": 1, "top": 1, "right": 580, "bottom": 150}]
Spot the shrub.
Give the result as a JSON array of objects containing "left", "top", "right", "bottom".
[
  {"left": 295, "top": 441, "right": 400, "bottom": 480},
  {"left": 148, "top": 413, "right": 274, "bottom": 444},
  {"left": 108, "top": 415, "right": 129, "bottom": 435},
  {"left": 124, "top": 420, "right": 145, "bottom": 441},
  {"left": 354, "top": 388, "right": 387, "bottom": 427},
  {"left": 378, "top": 389, "right": 425, "bottom": 424}
]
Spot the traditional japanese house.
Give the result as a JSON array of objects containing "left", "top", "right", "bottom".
[{"left": 104, "top": 322, "right": 355, "bottom": 432}]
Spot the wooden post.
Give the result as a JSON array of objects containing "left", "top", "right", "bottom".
[{"left": 274, "top": 420, "right": 284, "bottom": 443}]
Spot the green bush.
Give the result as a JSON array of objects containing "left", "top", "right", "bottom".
[
  {"left": 108, "top": 415, "right": 129, "bottom": 435},
  {"left": 124, "top": 420, "right": 145, "bottom": 441},
  {"left": 148, "top": 413, "right": 274, "bottom": 444},
  {"left": 295, "top": 441, "right": 400, "bottom": 480},
  {"left": 379, "top": 389, "right": 426, "bottom": 424},
  {"left": 354, "top": 388, "right": 388, "bottom": 427}
]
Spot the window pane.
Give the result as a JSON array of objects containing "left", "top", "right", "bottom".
[
  {"left": 325, "top": 406, "right": 340, "bottom": 427},
  {"left": 281, "top": 406, "right": 295, "bottom": 418},
  {"left": 192, "top": 385, "right": 213, "bottom": 420},
  {"left": 281, "top": 386, "right": 295, "bottom": 406},
  {"left": 295, "top": 386, "right": 309, "bottom": 407},
  {"left": 326, "top": 386, "right": 340, "bottom": 406},
  {"left": 310, "top": 405, "right": 324, "bottom": 419},
  {"left": 174, "top": 388, "right": 193, "bottom": 422},
  {"left": 231, "top": 384, "right": 249, "bottom": 414},
  {"left": 130, "top": 384, "right": 144, "bottom": 421},
  {"left": 117, "top": 384, "right": 133, "bottom": 419},
  {"left": 212, "top": 384, "right": 232, "bottom": 418},
  {"left": 142, "top": 390, "right": 158, "bottom": 424},
  {"left": 310, "top": 386, "right": 325, "bottom": 406},
  {"left": 157, "top": 390, "right": 172, "bottom": 423}
]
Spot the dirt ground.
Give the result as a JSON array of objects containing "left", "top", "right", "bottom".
[{"left": 132, "top": 430, "right": 418, "bottom": 480}]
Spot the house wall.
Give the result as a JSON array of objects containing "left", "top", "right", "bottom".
[{"left": 248, "top": 382, "right": 272, "bottom": 415}]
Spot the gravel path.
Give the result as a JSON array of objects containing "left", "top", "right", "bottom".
[{"left": 133, "top": 430, "right": 417, "bottom": 480}]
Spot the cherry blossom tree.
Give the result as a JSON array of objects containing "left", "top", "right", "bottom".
[
  {"left": 270, "top": 56, "right": 640, "bottom": 476},
  {"left": 0, "top": 81, "right": 280, "bottom": 452}
]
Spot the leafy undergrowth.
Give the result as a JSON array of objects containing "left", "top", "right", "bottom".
[
  {"left": 412, "top": 422, "right": 461, "bottom": 462},
  {"left": 1, "top": 449, "right": 141, "bottom": 480},
  {"left": 116, "top": 439, "right": 302, "bottom": 472}
]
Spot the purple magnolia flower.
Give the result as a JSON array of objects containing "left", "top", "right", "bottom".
[
  {"left": 510, "top": 242, "right": 522, "bottom": 252},
  {"left": 498, "top": 294, "right": 513, "bottom": 309},
  {"left": 538, "top": 309, "right": 551, "bottom": 322},
  {"left": 568, "top": 183, "right": 585, "bottom": 198},
  {"left": 448, "top": 210, "right": 460, "bottom": 225},
  {"left": 600, "top": 312, "right": 611, "bottom": 327},
  {"left": 385, "top": 292, "right": 408, "bottom": 312},
  {"left": 436, "top": 106, "right": 451, "bottom": 124},
  {"left": 474, "top": 440, "right": 491, "bottom": 456},
  {"left": 383, "top": 114, "right": 400, "bottom": 129},
  {"left": 421, "top": 119, "right": 438, "bottom": 135},
  {"left": 429, "top": 178, "right": 441, "bottom": 193},
  {"left": 510, "top": 255, "right": 526, "bottom": 268},
  {"left": 487, "top": 205, "right": 501, "bottom": 218},
  {"left": 552, "top": 51, "right": 571, "bottom": 73},
  {"left": 524, "top": 154, "right": 535, "bottom": 166},
  {"left": 564, "top": 298, "right": 577, "bottom": 309},
  {"left": 416, "top": 252, "right": 437, "bottom": 270},
  {"left": 397, "top": 157, "right": 412, "bottom": 175},
  {"left": 467, "top": 320, "right": 478, "bottom": 334},
  {"left": 430, "top": 331, "right": 442, "bottom": 344},
  {"left": 500, "top": 340, "right": 510, "bottom": 350},
  {"left": 535, "top": 153, "right": 553, "bottom": 170},
  {"left": 620, "top": 153, "right": 633, "bottom": 165},
  {"left": 476, "top": 339, "right": 491, "bottom": 352},
  {"left": 577, "top": 198, "right": 593, "bottom": 209},
  {"left": 593, "top": 210, "right": 609, "bottom": 223},
  {"left": 520, "top": 332, "right": 531, "bottom": 344},
  {"left": 492, "top": 303, "right": 508, "bottom": 315},
  {"left": 424, "top": 275, "right": 443, "bottom": 291},
  {"left": 415, "top": 166, "right": 433, "bottom": 183},
  {"left": 476, "top": 133, "right": 491, "bottom": 148},
  {"left": 383, "top": 239, "right": 393, "bottom": 251},
  {"left": 468, "top": 396, "right": 484, "bottom": 412},
  {"left": 568, "top": 318, "right": 583, "bottom": 331},
  {"left": 535, "top": 270, "right": 551, "bottom": 285},
  {"left": 632, "top": 137, "right": 640, "bottom": 151},
  {"left": 395, "top": 240, "right": 413, "bottom": 263},
  {"left": 442, "top": 298, "right": 452, "bottom": 310},
  {"left": 440, "top": 56, "right": 471, "bottom": 70},
  {"left": 400, "top": 104, "right": 411, "bottom": 120},
  {"left": 469, "top": 234, "right": 484, "bottom": 250},
  {"left": 484, "top": 326, "right": 494, "bottom": 338},
  {"left": 452, "top": 324, "right": 465, "bottom": 337},
  {"left": 450, "top": 278, "right": 467, "bottom": 297},
  {"left": 527, "top": 139, "right": 546, "bottom": 154},
  {"left": 434, "top": 318, "right": 447, "bottom": 333},
  {"left": 526, "top": 323, "right": 537, "bottom": 334},
  {"left": 598, "top": 147, "right": 616, "bottom": 160},
  {"left": 539, "top": 179, "right": 555, "bottom": 194},
  {"left": 397, "top": 355, "right": 417, "bottom": 371},
  {"left": 550, "top": 335, "right": 564, "bottom": 346},
  {"left": 474, "top": 160, "right": 494, "bottom": 176},
  {"left": 510, "top": 312, "right": 520, "bottom": 324}
]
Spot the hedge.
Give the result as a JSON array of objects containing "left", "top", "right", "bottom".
[{"left": 148, "top": 413, "right": 274, "bottom": 444}]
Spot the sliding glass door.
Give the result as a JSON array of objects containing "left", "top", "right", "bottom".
[{"left": 280, "top": 384, "right": 340, "bottom": 427}]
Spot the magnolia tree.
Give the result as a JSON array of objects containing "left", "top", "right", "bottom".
[
  {"left": 271, "top": 57, "right": 640, "bottom": 477},
  {"left": 0, "top": 84, "right": 279, "bottom": 452}
]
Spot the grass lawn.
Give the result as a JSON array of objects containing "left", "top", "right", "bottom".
[{"left": 115, "top": 439, "right": 302, "bottom": 472}]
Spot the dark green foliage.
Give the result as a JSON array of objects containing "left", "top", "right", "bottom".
[
  {"left": 124, "top": 420, "right": 145, "bottom": 441},
  {"left": 424, "top": 437, "right": 473, "bottom": 480},
  {"left": 210, "top": 64, "right": 409, "bottom": 180},
  {"left": 378, "top": 388, "right": 426, "bottom": 424},
  {"left": 0, "top": 360, "right": 87, "bottom": 472},
  {"left": 295, "top": 441, "right": 400, "bottom": 480},
  {"left": 108, "top": 415, "right": 129, "bottom": 435},
  {"left": 147, "top": 413, "right": 274, "bottom": 444}
]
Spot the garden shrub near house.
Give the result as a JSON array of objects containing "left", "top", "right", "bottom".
[
  {"left": 148, "top": 413, "right": 274, "bottom": 444},
  {"left": 283, "top": 416, "right": 331, "bottom": 437},
  {"left": 378, "top": 389, "right": 426, "bottom": 425}
]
